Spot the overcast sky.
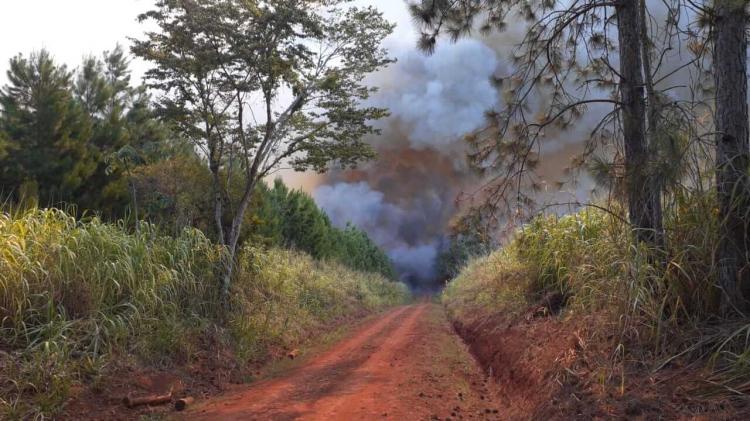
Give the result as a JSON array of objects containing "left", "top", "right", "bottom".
[{"left": 0, "top": 0, "right": 417, "bottom": 85}]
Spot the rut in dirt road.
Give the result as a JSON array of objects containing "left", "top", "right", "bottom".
[{"left": 185, "top": 304, "right": 504, "bottom": 420}]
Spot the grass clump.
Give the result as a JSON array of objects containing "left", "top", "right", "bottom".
[
  {"left": 229, "top": 246, "right": 409, "bottom": 360},
  {"left": 444, "top": 207, "right": 628, "bottom": 320},
  {"left": 0, "top": 208, "right": 409, "bottom": 419}
]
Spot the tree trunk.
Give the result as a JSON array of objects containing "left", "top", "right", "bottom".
[
  {"left": 638, "top": 0, "right": 664, "bottom": 250},
  {"left": 617, "top": 0, "right": 663, "bottom": 247},
  {"left": 126, "top": 166, "right": 140, "bottom": 236},
  {"left": 714, "top": 0, "right": 750, "bottom": 314},
  {"left": 219, "top": 181, "right": 258, "bottom": 301}
]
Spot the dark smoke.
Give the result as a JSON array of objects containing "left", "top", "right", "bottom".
[{"left": 314, "top": 38, "right": 500, "bottom": 289}]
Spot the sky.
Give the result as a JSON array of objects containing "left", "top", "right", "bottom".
[
  {"left": 0, "top": 0, "right": 417, "bottom": 85},
  {"left": 0, "top": 0, "right": 154, "bottom": 83}
]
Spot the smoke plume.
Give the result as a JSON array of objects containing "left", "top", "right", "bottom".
[
  {"left": 312, "top": 1, "right": 699, "bottom": 288},
  {"left": 313, "top": 38, "right": 500, "bottom": 289}
]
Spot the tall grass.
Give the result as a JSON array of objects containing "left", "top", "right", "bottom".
[
  {"left": 443, "top": 190, "right": 750, "bottom": 396},
  {"left": 0, "top": 208, "right": 409, "bottom": 419}
]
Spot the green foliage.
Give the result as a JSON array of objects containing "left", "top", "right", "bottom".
[
  {"left": 437, "top": 214, "right": 497, "bottom": 281},
  {"left": 330, "top": 224, "right": 397, "bottom": 280},
  {"left": 0, "top": 208, "right": 409, "bottom": 419},
  {"left": 269, "top": 179, "right": 335, "bottom": 260},
  {"left": 257, "top": 179, "right": 397, "bottom": 279},
  {"left": 515, "top": 209, "right": 622, "bottom": 303},
  {"left": 0, "top": 47, "right": 171, "bottom": 218},
  {"left": 444, "top": 207, "right": 655, "bottom": 320},
  {"left": 0, "top": 50, "right": 95, "bottom": 205},
  {"left": 130, "top": 160, "right": 397, "bottom": 278},
  {"left": 442, "top": 245, "right": 531, "bottom": 321},
  {"left": 230, "top": 246, "right": 408, "bottom": 360},
  {"left": 132, "top": 151, "right": 214, "bottom": 236}
]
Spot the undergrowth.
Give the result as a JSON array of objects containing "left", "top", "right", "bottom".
[
  {"left": 0, "top": 208, "right": 409, "bottom": 419},
  {"left": 443, "top": 190, "right": 750, "bottom": 399}
]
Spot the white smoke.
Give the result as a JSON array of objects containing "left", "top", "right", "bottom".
[
  {"left": 388, "top": 243, "right": 440, "bottom": 286},
  {"left": 314, "top": 182, "right": 404, "bottom": 246},
  {"left": 312, "top": 2, "right": 638, "bottom": 288},
  {"left": 373, "top": 39, "right": 501, "bottom": 151}
]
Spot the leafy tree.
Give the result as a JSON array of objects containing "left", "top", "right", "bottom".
[
  {"left": 132, "top": 150, "right": 215, "bottom": 234},
  {"left": 133, "top": 0, "right": 395, "bottom": 297}
]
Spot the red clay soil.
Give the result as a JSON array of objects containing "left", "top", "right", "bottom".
[
  {"left": 185, "top": 303, "right": 504, "bottom": 420},
  {"left": 62, "top": 301, "right": 747, "bottom": 420},
  {"left": 453, "top": 308, "right": 750, "bottom": 420}
]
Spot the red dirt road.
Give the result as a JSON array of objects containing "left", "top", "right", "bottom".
[{"left": 185, "top": 304, "right": 503, "bottom": 420}]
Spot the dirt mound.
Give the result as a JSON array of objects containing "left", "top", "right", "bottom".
[
  {"left": 453, "top": 311, "right": 588, "bottom": 419},
  {"left": 452, "top": 305, "right": 748, "bottom": 420}
]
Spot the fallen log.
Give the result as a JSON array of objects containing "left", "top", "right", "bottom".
[
  {"left": 175, "top": 397, "right": 195, "bottom": 411},
  {"left": 288, "top": 349, "right": 299, "bottom": 360},
  {"left": 123, "top": 391, "right": 173, "bottom": 408}
]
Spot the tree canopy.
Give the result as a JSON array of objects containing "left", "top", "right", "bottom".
[{"left": 132, "top": 0, "right": 396, "bottom": 295}]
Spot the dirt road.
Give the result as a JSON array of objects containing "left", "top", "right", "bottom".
[{"left": 185, "top": 303, "right": 502, "bottom": 420}]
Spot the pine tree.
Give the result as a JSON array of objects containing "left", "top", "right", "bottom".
[
  {"left": 0, "top": 50, "right": 95, "bottom": 205},
  {"left": 713, "top": 0, "right": 750, "bottom": 313},
  {"left": 73, "top": 46, "right": 170, "bottom": 217},
  {"left": 408, "top": 0, "right": 666, "bottom": 249}
]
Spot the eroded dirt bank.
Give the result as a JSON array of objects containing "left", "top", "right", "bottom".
[
  {"left": 452, "top": 309, "right": 749, "bottom": 420},
  {"left": 185, "top": 303, "right": 503, "bottom": 420}
]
